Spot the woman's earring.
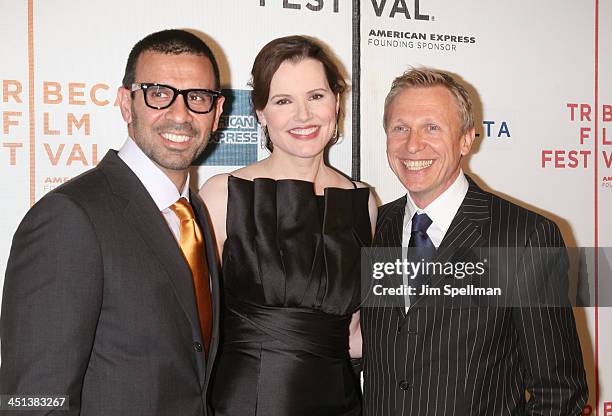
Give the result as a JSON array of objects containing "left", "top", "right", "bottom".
[
  {"left": 330, "top": 123, "right": 339, "bottom": 144},
  {"left": 260, "top": 125, "right": 269, "bottom": 150}
]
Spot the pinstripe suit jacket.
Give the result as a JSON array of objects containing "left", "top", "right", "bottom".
[{"left": 361, "top": 177, "right": 588, "bottom": 416}]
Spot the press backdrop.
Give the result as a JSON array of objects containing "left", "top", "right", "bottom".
[{"left": 1, "top": 1, "right": 609, "bottom": 413}]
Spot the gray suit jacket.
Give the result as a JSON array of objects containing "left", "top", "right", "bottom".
[
  {"left": 362, "top": 176, "right": 588, "bottom": 415},
  {"left": 0, "top": 150, "right": 220, "bottom": 415}
]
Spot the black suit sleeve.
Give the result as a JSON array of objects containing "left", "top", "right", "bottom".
[
  {"left": 512, "top": 219, "right": 588, "bottom": 415},
  {"left": 0, "top": 193, "right": 104, "bottom": 415}
]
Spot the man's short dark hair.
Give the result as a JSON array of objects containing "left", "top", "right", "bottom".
[{"left": 122, "top": 29, "right": 220, "bottom": 89}]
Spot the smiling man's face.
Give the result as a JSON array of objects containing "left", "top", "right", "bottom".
[
  {"left": 385, "top": 85, "right": 474, "bottom": 208},
  {"left": 118, "top": 51, "right": 224, "bottom": 188}
]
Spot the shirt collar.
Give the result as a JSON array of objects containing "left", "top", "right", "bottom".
[
  {"left": 404, "top": 170, "right": 469, "bottom": 238},
  {"left": 117, "top": 137, "right": 190, "bottom": 211}
]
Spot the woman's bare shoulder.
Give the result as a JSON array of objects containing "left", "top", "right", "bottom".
[{"left": 199, "top": 173, "right": 231, "bottom": 199}]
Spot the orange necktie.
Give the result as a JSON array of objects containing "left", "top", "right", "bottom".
[{"left": 170, "top": 197, "right": 212, "bottom": 352}]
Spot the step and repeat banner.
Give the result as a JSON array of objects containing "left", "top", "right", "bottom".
[
  {"left": 1, "top": 0, "right": 610, "bottom": 413},
  {"left": 0, "top": 0, "right": 354, "bottom": 275},
  {"left": 359, "top": 0, "right": 609, "bottom": 413}
]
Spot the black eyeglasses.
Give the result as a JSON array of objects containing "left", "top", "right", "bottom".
[{"left": 131, "top": 83, "right": 221, "bottom": 114}]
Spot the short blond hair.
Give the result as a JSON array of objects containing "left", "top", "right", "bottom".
[{"left": 383, "top": 67, "right": 474, "bottom": 134}]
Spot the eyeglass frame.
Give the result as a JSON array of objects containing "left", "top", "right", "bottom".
[{"left": 130, "top": 82, "right": 222, "bottom": 114}]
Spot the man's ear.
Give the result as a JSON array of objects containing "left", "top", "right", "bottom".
[
  {"left": 460, "top": 128, "right": 476, "bottom": 156},
  {"left": 211, "top": 95, "right": 225, "bottom": 131},
  {"left": 117, "top": 86, "right": 133, "bottom": 124}
]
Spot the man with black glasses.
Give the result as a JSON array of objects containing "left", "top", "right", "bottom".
[{"left": 1, "top": 29, "right": 224, "bottom": 415}]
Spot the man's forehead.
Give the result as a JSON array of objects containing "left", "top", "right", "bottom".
[{"left": 391, "top": 87, "right": 459, "bottom": 116}]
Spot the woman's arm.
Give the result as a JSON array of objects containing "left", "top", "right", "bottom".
[{"left": 199, "top": 173, "right": 230, "bottom": 259}]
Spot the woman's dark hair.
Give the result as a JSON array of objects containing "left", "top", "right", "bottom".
[{"left": 250, "top": 35, "right": 346, "bottom": 151}]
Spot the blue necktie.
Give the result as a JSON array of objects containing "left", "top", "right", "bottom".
[{"left": 408, "top": 213, "right": 435, "bottom": 307}]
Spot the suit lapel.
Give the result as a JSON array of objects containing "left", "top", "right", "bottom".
[
  {"left": 190, "top": 192, "right": 221, "bottom": 387},
  {"left": 372, "top": 196, "right": 406, "bottom": 314},
  {"left": 438, "top": 177, "right": 490, "bottom": 251},
  {"left": 98, "top": 151, "right": 201, "bottom": 343},
  {"left": 374, "top": 195, "right": 406, "bottom": 248}
]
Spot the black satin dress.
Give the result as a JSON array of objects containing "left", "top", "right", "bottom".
[{"left": 211, "top": 176, "right": 371, "bottom": 416}]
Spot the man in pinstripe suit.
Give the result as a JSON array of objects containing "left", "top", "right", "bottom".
[{"left": 361, "top": 68, "right": 588, "bottom": 415}]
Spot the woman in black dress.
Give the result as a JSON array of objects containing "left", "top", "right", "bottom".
[{"left": 200, "top": 35, "right": 376, "bottom": 416}]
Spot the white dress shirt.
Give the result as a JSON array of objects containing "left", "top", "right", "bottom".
[
  {"left": 401, "top": 170, "right": 469, "bottom": 310},
  {"left": 402, "top": 170, "right": 469, "bottom": 249},
  {"left": 118, "top": 137, "right": 190, "bottom": 243}
]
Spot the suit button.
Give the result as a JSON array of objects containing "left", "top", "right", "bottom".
[
  {"left": 397, "top": 326, "right": 402, "bottom": 333},
  {"left": 193, "top": 342, "right": 203, "bottom": 352},
  {"left": 399, "top": 380, "right": 412, "bottom": 390}
]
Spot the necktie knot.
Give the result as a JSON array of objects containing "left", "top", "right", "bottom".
[
  {"left": 411, "top": 213, "right": 432, "bottom": 233},
  {"left": 170, "top": 197, "right": 196, "bottom": 221},
  {"left": 408, "top": 212, "right": 435, "bottom": 250}
]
